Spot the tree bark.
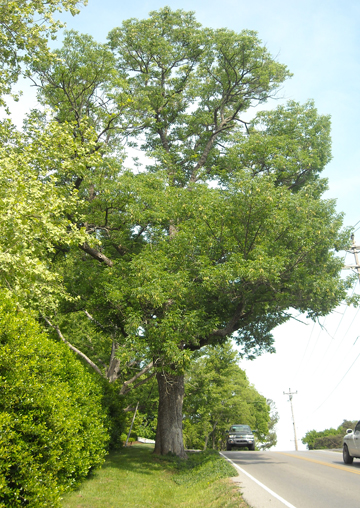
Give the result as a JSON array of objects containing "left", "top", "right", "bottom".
[
  {"left": 154, "top": 369, "right": 186, "bottom": 458},
  {"left": 211, "top": 421, "right": 218, "bottom": 449},
  {"left": 203, "top": 433, "right": 209, "bottom": 451}
]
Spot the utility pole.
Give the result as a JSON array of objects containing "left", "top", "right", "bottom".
[
  {"left": 283, "top": 388, "right": 298, "bottom": 451},
  {"left": 343, "top": 234, "right": 360, "bottom": 282}
]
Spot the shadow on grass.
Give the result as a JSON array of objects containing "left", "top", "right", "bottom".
[
  {"left": 98, "top": 445, "right": 237, "bottom": 483},
  {"left": 62, "top": 445, "right": 244, "bottom": 508},
  {"left": 96, "top": 445, "right": 164, "bottom": 477}
]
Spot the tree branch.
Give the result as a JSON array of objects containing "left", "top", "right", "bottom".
[
  {"left": 84, "top": 310, "right": 106, "bottom": 330},
  {"left": 119, "top": 361, "right": 154, "bottom": 395},
  {"left": 79, "top": 242, "right": 113, "bottom": 267},
  {"left": 42, "top": 316, "right": 106, "bottom": 378},
  {"left": 120, "top": 372, "right": 156, "bottom": 396}
]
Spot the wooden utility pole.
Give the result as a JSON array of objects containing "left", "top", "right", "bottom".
[
  {"left": 343, "top": 234, "right": 360, "bottom": 282},
  {"left": 283, "top": 388, "right": 298, "bottom": 451}
]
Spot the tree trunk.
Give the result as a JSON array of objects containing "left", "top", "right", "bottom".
[
  {"left": 203, "top": 432, "right": 209, "bottom": 451},
  {"left": 154, "top": 370, "right": 186, "bottom": 458},
  {"left": 211, "top": 422, "right": 217, "bottom": 449}
]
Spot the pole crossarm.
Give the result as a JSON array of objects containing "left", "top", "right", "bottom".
[{"left": 344, "top": 234, "right": 360, "bottom": 282}]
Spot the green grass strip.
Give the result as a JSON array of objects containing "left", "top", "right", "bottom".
[{"left": 61, "top": 444, "right": 249, "bottom": 508}]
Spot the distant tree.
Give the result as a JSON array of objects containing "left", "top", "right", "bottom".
[
  {"left": 302, "top": 420, "right": 357, "bottom": 450},
  {"left": 183, "top": 342, "right": 270, "bottom": 451},
  {"left": 258, "top": 399, "right": 279, "bottom": 450}
]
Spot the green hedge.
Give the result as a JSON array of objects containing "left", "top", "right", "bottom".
[{"left": 0, "top": 297, "right": 109, "bottom": 507}]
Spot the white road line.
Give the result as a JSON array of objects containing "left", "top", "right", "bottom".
[{"left": 220, "top": 453, "right": 298, "bottom": 508}]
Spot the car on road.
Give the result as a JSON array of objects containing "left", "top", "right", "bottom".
[
  {"left": 343, "top": 420, "right": 360, "bottom": 464},
  {"left": 226, "top": 424, "right": 255, "bottom": 451}
]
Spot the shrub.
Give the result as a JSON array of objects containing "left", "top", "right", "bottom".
[
  {"left": 0, "top": 296, "right": 109, "bottom": 507},
  {"left": 313, "top": 434, "right": 343, "bottom": 449}
]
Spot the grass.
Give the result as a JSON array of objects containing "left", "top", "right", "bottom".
[{"left": 61, "top": 444, "right": 249, "bottom": 508}]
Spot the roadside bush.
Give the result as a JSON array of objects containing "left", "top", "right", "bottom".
[
  {"left": 0, "top": 296, "right": 109, "bottom": 507},
  {"left": 302, "top": 421, "right": 357, "bottom": 450},
  {"left": 313, "top": 434, "right": 343, "bottom": 449}
]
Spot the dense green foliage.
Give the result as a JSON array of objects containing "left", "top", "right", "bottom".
[
  {"left": 0, "top": 296, "right": 109, "bottom": 507},
  {"left": 23, "top": 7, "right": 356, "bottom": 457},
  {"left": 302, "top": 420, "right": 357, "bottom": 450},
  {"left": 30, "top": 9, "right": 354, "bottom": 375}
]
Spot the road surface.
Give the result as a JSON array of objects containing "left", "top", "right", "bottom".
[{"left": 221, "top": 450, "right": 360, "bottom": 508}]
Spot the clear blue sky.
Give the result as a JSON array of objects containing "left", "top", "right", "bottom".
[{"left": 13, "top": 0, "right": 360, "bottom": 449}]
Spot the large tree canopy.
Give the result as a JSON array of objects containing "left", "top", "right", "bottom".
[{"left": 24, "top": 8, "right": 356, "bottom": 457}]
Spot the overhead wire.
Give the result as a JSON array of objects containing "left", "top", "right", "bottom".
[
  {"left": 304, "top": 263, "right": 359, "bottom": 383},
  {"left": 295, "top": 233, "right": 360, "bottom": 426},
  {"left": 303, "top": 246, "right": 356, "bottom": 377},
  {"left": 310, "top": 350, "right": 360, "bottom": 415},
  {"left": 293, "top": 321, "right": 316, "bottom": 385}
]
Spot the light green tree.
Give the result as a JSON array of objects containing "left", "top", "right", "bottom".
[
  {"left": 0, "top": 0, "right": 83, "bottom": 100},
  {"left": 257, "top": 400, "right": 279, "bottom": 450},
  {"left": 0, "top": 117, "right": 101, "bottom": 310}
]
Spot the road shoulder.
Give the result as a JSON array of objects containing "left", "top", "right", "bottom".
[{"left": 221, "top": 453, "right": 297, "bottom": 508}]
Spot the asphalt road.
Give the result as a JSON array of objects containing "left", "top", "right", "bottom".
[{"left": 221, "top": 450, "right": 360, "bottom": 508}]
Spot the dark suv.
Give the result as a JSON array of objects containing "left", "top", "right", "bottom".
[{"left": 226, "top": 424, "right": 255, "bottom": 451}]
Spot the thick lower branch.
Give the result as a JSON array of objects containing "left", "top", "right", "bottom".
[{"left": 79, "top": 242, "right": 113, "bottom": 267}]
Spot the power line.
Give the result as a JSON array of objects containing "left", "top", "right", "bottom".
[
  {"left": 311, "top": 351, "right": 360, "bottom": 415},
  {"left": 310, "top": 239, "right": 360, "bottom": 381},
  {"left": 293, "top": 321, "right": 315, "bottom": 385},
  {"left": 312, "top": 282, "right": 359, "bottom": 380}
]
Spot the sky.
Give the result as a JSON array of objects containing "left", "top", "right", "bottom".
[{"left": 10, "top": 0, "right": 360, "bottom": 450}]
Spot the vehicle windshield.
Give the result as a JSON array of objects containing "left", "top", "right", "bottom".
[{"left": 230, "top": 425, "right": 251, "bottom": 433}]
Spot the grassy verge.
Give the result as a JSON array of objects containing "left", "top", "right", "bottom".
[{"left": 61, "top": 444, "right": 249, "bottom": 508}]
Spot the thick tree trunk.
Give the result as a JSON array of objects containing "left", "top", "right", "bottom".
[{"left": 154, "top": 370, "right": 186, "bottom": 458}]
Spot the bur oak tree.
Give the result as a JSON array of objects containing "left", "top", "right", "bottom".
[{"left": 30, "top": 8, "right": 355, "bottom": 458}]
